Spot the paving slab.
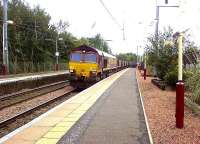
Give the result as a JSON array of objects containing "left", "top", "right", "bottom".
[{"left": 59, "top": 68, "right": 150, "bottom": 144}]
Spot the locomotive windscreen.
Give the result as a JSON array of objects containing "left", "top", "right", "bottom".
[
  {"left": 71, "top": 53, "right": 81, "bottom": 61},
  {"left": 84, "top": 54, "right": 97, "bottom": 63},
  {"left": 70, "top": 52, "right": 97, "bottom": 63}
]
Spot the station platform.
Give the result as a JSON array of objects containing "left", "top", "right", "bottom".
[
  {"left": 0, "top": 68, "right": 152, "bottom": 144},
  {"left": 0, "top": 71, "right": 69, "bottom": 84}
]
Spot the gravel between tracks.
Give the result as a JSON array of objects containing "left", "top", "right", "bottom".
[
  {"left": 136, "top": 70, "right": 200, "bottom": 144},
  {"left": 0, "top": 86, "right": 74, "bottom": 122}
]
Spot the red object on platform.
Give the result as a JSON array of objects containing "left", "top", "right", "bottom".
[
  {"left": 144, "top": 69, "right": 146, "bottom": 80},
  {"left": 1, "top": 65, "right": 7, "bottom": 75},
  {"left": 55, "top": 64, "right": 59, "bottom": 71},
  {"left": 176, "top": 81, "right": 184, "bottom": 128}
]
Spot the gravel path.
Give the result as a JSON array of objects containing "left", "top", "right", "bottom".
[
  {"left": 0, "top": 86, "right": 74, "bottom": 122},
  {"left": 136, "top": 70, "right": 200, "bottom": 144}
]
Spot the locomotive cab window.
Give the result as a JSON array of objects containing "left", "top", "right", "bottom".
[
  {"left": 84, "top": 53, "right": 97, "bottom": 63},
  {"left": 71, "top": 53, "right": 81, "bottom": 61}
]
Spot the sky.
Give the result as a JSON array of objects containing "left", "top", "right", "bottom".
[{"left": 25, "top": 0, "right": 200, "bottom": 55}]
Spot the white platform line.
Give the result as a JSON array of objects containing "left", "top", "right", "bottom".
[
  {"left": 0, "top": 71, "right": 69, "bottom": 84},
  {"left": 136, "top": 70, "right": 154, "bottom": 144},
  {"left": 0, "top": 69, "right": 127, "bottom": 143}
]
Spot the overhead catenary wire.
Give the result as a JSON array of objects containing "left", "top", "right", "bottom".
[
  {"left": 98, "top": 0, "right": 126, "bottom": 40},
  {"left": 98, "top": 0, "right": 122, "bottom": 29}
]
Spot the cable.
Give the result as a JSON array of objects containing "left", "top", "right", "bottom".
[
  {"left": 98, "top": 0, "right": 122, "bottom": 29},
  {"left": 98, "top": 0, "right": 126, "bottom": 41}
]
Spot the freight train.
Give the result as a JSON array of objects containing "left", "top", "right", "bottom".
[{"left": 68, "top": 45, "right": 129, "bottom": 85}]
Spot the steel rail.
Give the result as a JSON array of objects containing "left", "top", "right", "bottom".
[
  {"left": 0, "top": 80, "right": 69, "bottom": 109},
  {"left": 0, "top": 86, "right": 76, "bottom": 128}
]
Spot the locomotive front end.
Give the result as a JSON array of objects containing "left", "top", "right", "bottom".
[{"left": 69, "top": 50, "right": 99, "bottom": 81}]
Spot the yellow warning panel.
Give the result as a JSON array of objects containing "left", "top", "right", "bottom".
[
  {"left": 43, "top": 131, "right": 66, "bottom": 139},
  {"left": 3, "top": 69, "right": 129, "bottom": 144},
  {"left": 62, "top": 116, "right": 80, "bottom": 122},
  {"left": 56, "top": 121, "right": 75, "bottom": 127},
  {"left": 36, "top": 138, "right": 59, "bottom": 144},
  {"left": 50, "top": 126, "right": 71, "bottom": 132}
]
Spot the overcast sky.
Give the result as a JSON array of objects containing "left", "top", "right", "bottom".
[{"left": 26, "top": 0, "right": 200, "bottom": 55}]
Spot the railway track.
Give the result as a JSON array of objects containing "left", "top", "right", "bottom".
[
  {"left": 0, "top": 70, "right": 119, "bottom": 138},
  {"left": 0, "top": 80, "right": 69, "bottom": 110},
  {"left": 0, "top": 85, "right": 78, "bottom": 138}
]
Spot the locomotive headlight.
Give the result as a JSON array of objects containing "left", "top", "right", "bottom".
[
  {"left": 90, "top": 67, "right": 96, "bottom": 71},
  {"left": 89, "top": 67, "right": 97, "bottom": 75},
  {"left": 69, "top": 69, "right": 74, "bottom": 73},
  {"left": 90, "top": 70, "right": 97, "bottom": 75}
]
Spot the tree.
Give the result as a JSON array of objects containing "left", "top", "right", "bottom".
[
  {"left": 0, "top": 0, "right": 115, "bottom": 74},
  {"left": 146, "top": 26, "right": 199, "bottom": 85},
  {"left": 116, "top": 53, "right": 137, "bottom": 62},
  {"left": 0, "top": 0, "right": 64, "bottom": 73},
  {"left": 55, "top": 20, "right": 69, "bottom": 34},
  {"left": 74, "top": 37, "right": 90, "bottom": 48},
  {"left": 146, "top": 27, "right": 177, "bottom": 79},
  {"left": 88, "top": 34, "right": 110, "bottom": 53}
]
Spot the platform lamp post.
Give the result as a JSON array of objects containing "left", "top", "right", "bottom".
[
  {"left": 154, "top": 0, "right": 179, "bottom": 76},
  {"left": 173, "top": 29, "right": 189, "bottom": 129},
  {"left": 136, "top": 45, "right": 141, "bottom": 69},
  {"left": 45, "top": 37, "right": 63, "bottom": 71},
  {"left": 155, "top": 0, "right": 179, "bottom": 53},
  {"left": 137, "top": 22, "right": 143, "bottom": 69},
  {"left": 2, "top": 0, "right": 14, "bottom": 75},
  {"left": 144, "top": 49, "right": 147, "bottom": 80},
  {"left": 2, "top": 20, "right": 14, "bottom": 75}
]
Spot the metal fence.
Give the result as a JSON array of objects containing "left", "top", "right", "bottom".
[{"left": 0, "top": 62, "right": 68, "bottom": 76}]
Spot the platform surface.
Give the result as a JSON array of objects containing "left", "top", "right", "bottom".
[
  {"left": 0, "top": 70, "right": 69, "bottom": 84},
  {"left": 59, "top": 68, "right": 150, "bottom": 144},
  {"left": 0, "top": 68, "right": 150, "bottom": 144}
]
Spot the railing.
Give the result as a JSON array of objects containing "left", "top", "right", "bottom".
[{"left": 0, "top": 62, "right": 68, "bottom": 76}]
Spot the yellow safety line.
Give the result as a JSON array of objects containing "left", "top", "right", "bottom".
[{"left": 35, "top": 69, "right": 128, "bottom": 144}]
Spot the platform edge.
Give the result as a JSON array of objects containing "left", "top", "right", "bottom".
[
  {"left": 135, "top": 70, "right": 154, "bottom": 144},
  {"left": 0, "top": 69, "right": 127, "bottom": 144}
]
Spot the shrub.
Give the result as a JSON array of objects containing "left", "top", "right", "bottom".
[
  {"left": 183, "top": 69, "right": 194, "bottom": 80},
  {"left": 185, "top": 69, "right": 200, "bottom": 104},
  {"left": 164, "top": 67, "right": 178, "bottom": 86},
  {"left": 147, "top": 65, "right": 154, "bottom": 76},
  {"left": 164, "top": 68, "right": 193, "bottom": 86}
]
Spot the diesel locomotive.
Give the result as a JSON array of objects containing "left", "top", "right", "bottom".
[{"left": 68, "top": 45, "right": 128, "bottom": 83}]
